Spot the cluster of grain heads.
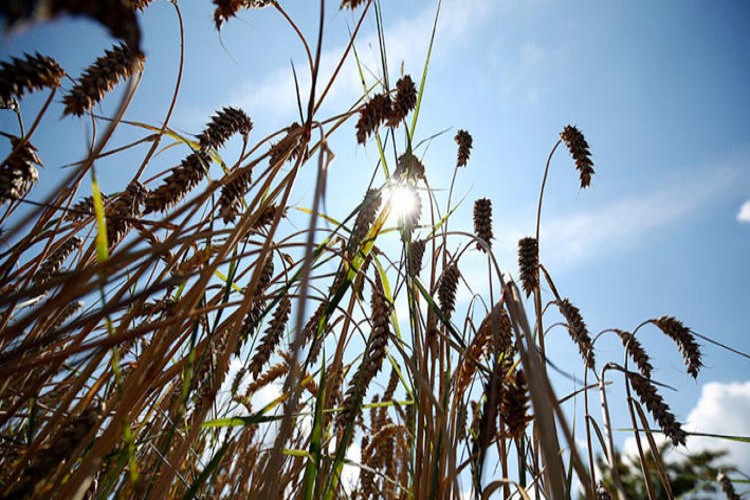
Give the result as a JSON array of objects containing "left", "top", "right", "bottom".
[
  {"left": 517, "top": 236, "right": 539, "bottom": 297},
  {"left": 615, "top": 329, "right": 653, "bottom": 378},
  {"left": 717, "top": 471, "right": 741, "bottom": 500},
  {"left": 63, "top": 43, "right": 144, "bottom": 116},
  {"left": 0, "top": 137, "right": 41, "bottom": 204},
  {"left": 359, "top": 423, "right": 409, "bottom": 499},
  {"left": 560, "top": 124, "right": 595, "bottom": 188},
  {"left": 455, "top": 129, "right": 473, "bottom": 167},
  {"left": 0, "top": 52, "right": 64, "bottom": 102},
  {"left": 213, "top": 0, "right": 274, "bottom": 30},
  {"left": 473, "top": 197, "right": 493, "bottom": 251},
  {"left": 387, "top": 75, "right": 417, "bottom": 127},
  {"left": 628, "top": 372, "right": 687, "bottom": 446},
  {"left": 355, "top": 75, "right": 418, "bottom": 144},
  {"left": 556, "top": 298, "right": 596, "bottom": 370},
  {"left": 650, "top": 315, "right": 702, "bottom": 378}
]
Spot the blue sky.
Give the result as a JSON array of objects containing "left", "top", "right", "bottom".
[{"left": 2, "top": 0, "right": 749, "bottom": 479}]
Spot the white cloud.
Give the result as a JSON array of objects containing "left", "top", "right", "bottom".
[
  {"left": 623, "top": 380, "right": 750, "bottom": 479},
  {"left": 737, "top": 200, "right": 750, "bottom": 223},
  {"left": 681, "top": 380, "right": 750, "bottom": 474}
]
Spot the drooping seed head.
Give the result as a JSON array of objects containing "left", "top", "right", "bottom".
[
  {"left": 473, "top": 198, "right": 493, "bottom": 252},
  {"left": 66, "top": 193, "right": 111, "bottom": 221},
  {"left": 651, "top": 315, "right": 702, "bottom": 378},
  {"left": 1, "top": 137, "right": 41, "bottom": 204},
  {"left": 34, "top": 237, "right": 82, "bottom": 286},
  {"left": 455, "top": 129, "right": 473, "bottom": 167},
  {"left": 269, "top": 122, "right": 304, "bottom": 166},
  {"left": 63, "top": 44, "right": 144, "bottom": 116},
  {"left": 0, "top": 52, "right": 64, "bottom": 102},
  {"left": 517, "top": 237, "right": 539, "bottom": 297},
  {"left": 198, "top": 106, "right": 253, "bottom": 151},
  {"left": 395, "top": 152, "right": 425, "bottom": 182},
  {"left": 616, "top": 330, "right": 653, "bottom": 379},
  {"left": 628, "top": 373, "right": 687, "bottom": 446},
  {"left": 105, "top": 181, "right": 148, "bottom": 246},
  {"left": 557, "top": 298, "right": 595, "bottom": 370},
  {"left": 560, "top": 125, "right": 595, "bottom": 188},
  {"left": 219, "top": 169, "right": 253, "bottom": 223},
  {"left": 144, "top": 151, "right": 211, "bottom": 213},
  {"left": 348, "top": 189, "right": 382, "bottom": 255}
]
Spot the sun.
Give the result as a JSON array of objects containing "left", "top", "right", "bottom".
[{"left": 386, "top": 183, "right": 419, "bottom": 221}]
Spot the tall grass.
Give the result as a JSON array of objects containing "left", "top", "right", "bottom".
[{"left": 0, "top": 1, "right": 743, "bottom": 499}]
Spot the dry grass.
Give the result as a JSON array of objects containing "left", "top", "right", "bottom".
[{"left": 0, "top": 1, "right": 739, "bottom": 499}]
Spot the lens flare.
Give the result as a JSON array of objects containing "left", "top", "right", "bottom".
[{"left": 386, "top": 183, "right": 418, "bottom": 221}]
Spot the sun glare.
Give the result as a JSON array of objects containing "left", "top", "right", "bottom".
[{"left": 386, "top": 183, "right": 418, "bottom": 221}]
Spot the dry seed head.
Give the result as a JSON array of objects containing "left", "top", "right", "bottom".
[
  {"left": 248, "top": 295, "right": 291, "bottom": 379},
  {"left": 473, "top": 198, "right": 493, "bottom": 252},
  {"left": 251, "top": 203, "right": 286, "bottom": 233},
  {"left": 438, "top": 262, "right": 460, "bottom": 322},
  {"left": 1, "top": 137, "right": 41, "bottom": 204},
  {"left": 456, "top": 325, "right": 493, "bottom": 395},
  {"left": 105, "top": 181, "right": 148, "bottom": 246},
  {"left": 651, "top": 315, "right": 702, "bottom": 378},
  {"left": 245, "top": 361, "right": 288, "bottom": 396},
  {"left": 219, "top": 169, "right": 253, "bottom": 223},
  {"left": 560, "top": 125, "right": 595, "bottom": 188},
  {"left": 455, "top": 129, "right": 473, "bottom": 167},
  {"left": 387, "top": 75, "right": 417, "bottom": 127},
  {"left": 237, "top": 259, "right": 274, "bottom": 351},
  {"left": 717, "top": 471, "right": 740, "bottom": 500},
  {"left": 34, "top": 236, "right": 82, "bottom": 285},
  {"left": 517, "top": 237, "right": 539, "bottom": 297},
  {"left": 131, "top": 0, "right": 154, "bottom": 11},
  {"left": 65, "top": 193, "right": 110, "bottom": 221},
  {"left": 0, "top": 52, "right": 64, "bottom": 102},
  {"left": 269, "top": 122, "right": 304, "bottom": 166},
  {"left": 144, "top": 151, "right": 211, "bottom": 213},
  {"left": 214, "top": 0, "right": 273, "bottom": 30},
  {"left": 198, "top": 106, "right": 253, "bottom": 151},
  {"left": 348, "top": 189, "right": 382, "bottom": 254},
  {"left": 501, "top": 369, "right": 530, "bottom": 440},
  {"left": 395, "top": 152, "right": 425, "bottom": 182},
  {"left": 616, "top": 329, "right": 653, "bottom": 378},
  {"left": 408, "top": 239, "right": 426, "bottom": 275},
  {"left": 63, "top": 44, "right": 144, "bottom": 116},
  {"left": 557, "top": 298, "right": 596, "bottom": 370},
  {"left": 337, "top": 272, "right": 390, "bottom": 429},
  {"left": 628, "top": 373, "right": 687, "bottom": 446},
  {"left": 356, "top": 93, "right": 392, "bottom": 144},
  {"left": 51, "top": 300, "right": 84, "bottom": 330}
]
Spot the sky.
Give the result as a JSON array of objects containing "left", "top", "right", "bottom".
[{"left": 2, "top": 0, "right": 749, "bottom": 487}]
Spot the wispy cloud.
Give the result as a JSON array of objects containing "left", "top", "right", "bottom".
[
  {"left": 536, "top": 163, "right": 741, "bottom": 269},
  {"left": 737, "top": 200, "right": 750, "bottom": 223},
  {"left": 228, "top": 0, "right": 494, "bottom": 124}
]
